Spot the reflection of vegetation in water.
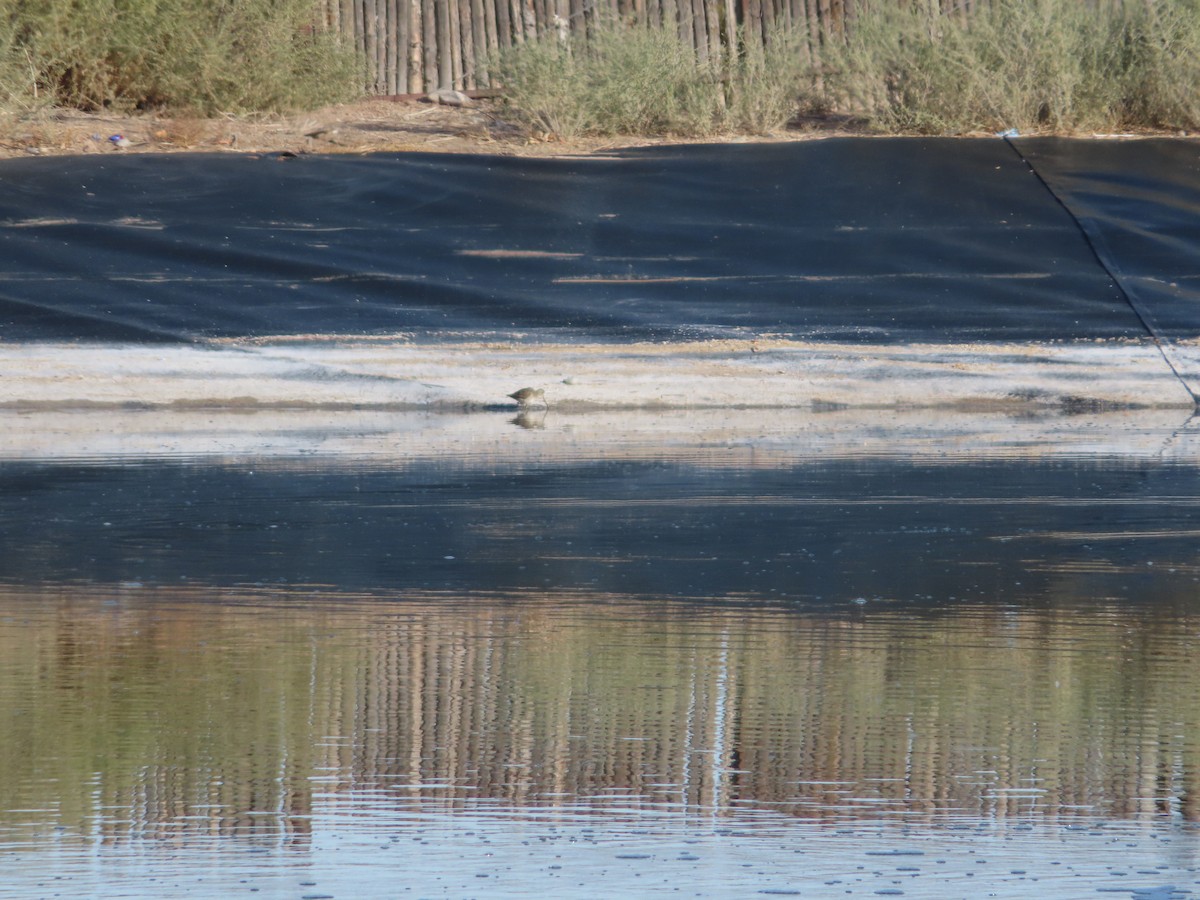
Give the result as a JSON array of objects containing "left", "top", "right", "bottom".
[
  {"left": 1, "top": 586, "right": 1199, "bottom": 842},
  {"left": 0, "top": 589, "right": 335, "bottom": 839}
]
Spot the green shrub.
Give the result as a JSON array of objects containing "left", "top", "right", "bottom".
[
  {"left": 7, "top": 0, "right": 1195, "bottom": 134},
  {"left": 496, "top": 18, "right": 811, "bottom": 138},
  {"left": 0, "top": 4, "right": 45, "bottom": 120},
  {"left": 496, "top": 20, "right": 719, "bottom": 138},
  {"left": 725, "top": 28, "right": 814, "bottom": 134},
  {"left": 495, "top": 0, "right": 1200, "bottom": 138},
  {"left": 1121, "top": 0, "right": 1200, "bottom": 129},
  {"left": 820, "top": 0, "right": 1200, "bottom": 134},
  {"left": 1, "top": 0, "right": 362, "bottom": 117}
]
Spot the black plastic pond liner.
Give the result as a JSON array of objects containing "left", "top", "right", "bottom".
[
  {"left": 0, "top": 454, "right": 1196, "bottom": 603},
  {"left": 1010, "top": 138, "right": 1200, "bottom": 343},
  {"left": 0, "top": 138, "right": 1195, "bottom": 346}
]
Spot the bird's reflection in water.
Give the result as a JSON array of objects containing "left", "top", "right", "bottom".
[{"left": 510, "top": 410, "right": 547, "bottom": 430}]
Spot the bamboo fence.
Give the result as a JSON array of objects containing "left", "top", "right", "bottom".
[{"left": 318, "top": 0, "right": 976, "bottom": 95}]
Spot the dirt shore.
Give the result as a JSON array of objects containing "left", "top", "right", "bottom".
[
  {"left": 2, "top": 97, "right": 1185, "bottom": 162},
  {"left": 0, "top": 97, "right": 857, "bottom": 161}
]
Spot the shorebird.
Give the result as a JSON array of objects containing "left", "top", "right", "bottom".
[{"left": 507, "top": 387, "right": 546, "bottom": 409}]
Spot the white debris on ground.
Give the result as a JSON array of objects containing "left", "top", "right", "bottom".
[
  {"left": 0, "top": 337, "right": 1192, "bottom": 411},
  {"left": 1, "top": 405, "right": 1196, "bottom": 464}
]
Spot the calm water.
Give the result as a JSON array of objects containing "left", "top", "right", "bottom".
[{"left": 2, "top": 410, "right": 1199, "bottom": 898}]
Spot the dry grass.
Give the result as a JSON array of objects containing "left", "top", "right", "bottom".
[
  {"left": 821, "top": 0, "right": 1200, "bottom": 134},
  {"left": 149, "top": 118, "right": 213, "bottom": 149},
  {"left": 497, "top": 0, "right": 1200, "bottom": 138},
  {"left": 4, "top": 0, "right": 1196, "bottom": 137},
  {"left": 495, "top": 18, "right": 812, "bottom": 139},
  {"left": 0, "top": 0, "right": 361, "bottom": 121}
]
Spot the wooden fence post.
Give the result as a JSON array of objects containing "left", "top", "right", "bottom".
[
  {"left": 362, "top": 0, "right": 374, "bottom": 92},
  {"left": 458, "top": 0, "right": 475, "bottom": 88},
  {"left": 332, "top": 0, "right": 972, "bottom": 98},
  {"left": 422, "top": 0, "right": 437, "bottom": 88},
  {"left": 484, "top": 0, "right": 501, "bottom": 71},
  {"left": 409, "top": 0, "right": 423, "bottom": 92},
  {"left": 436, "top": 0, "right": 453, "bottom": 87}
]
